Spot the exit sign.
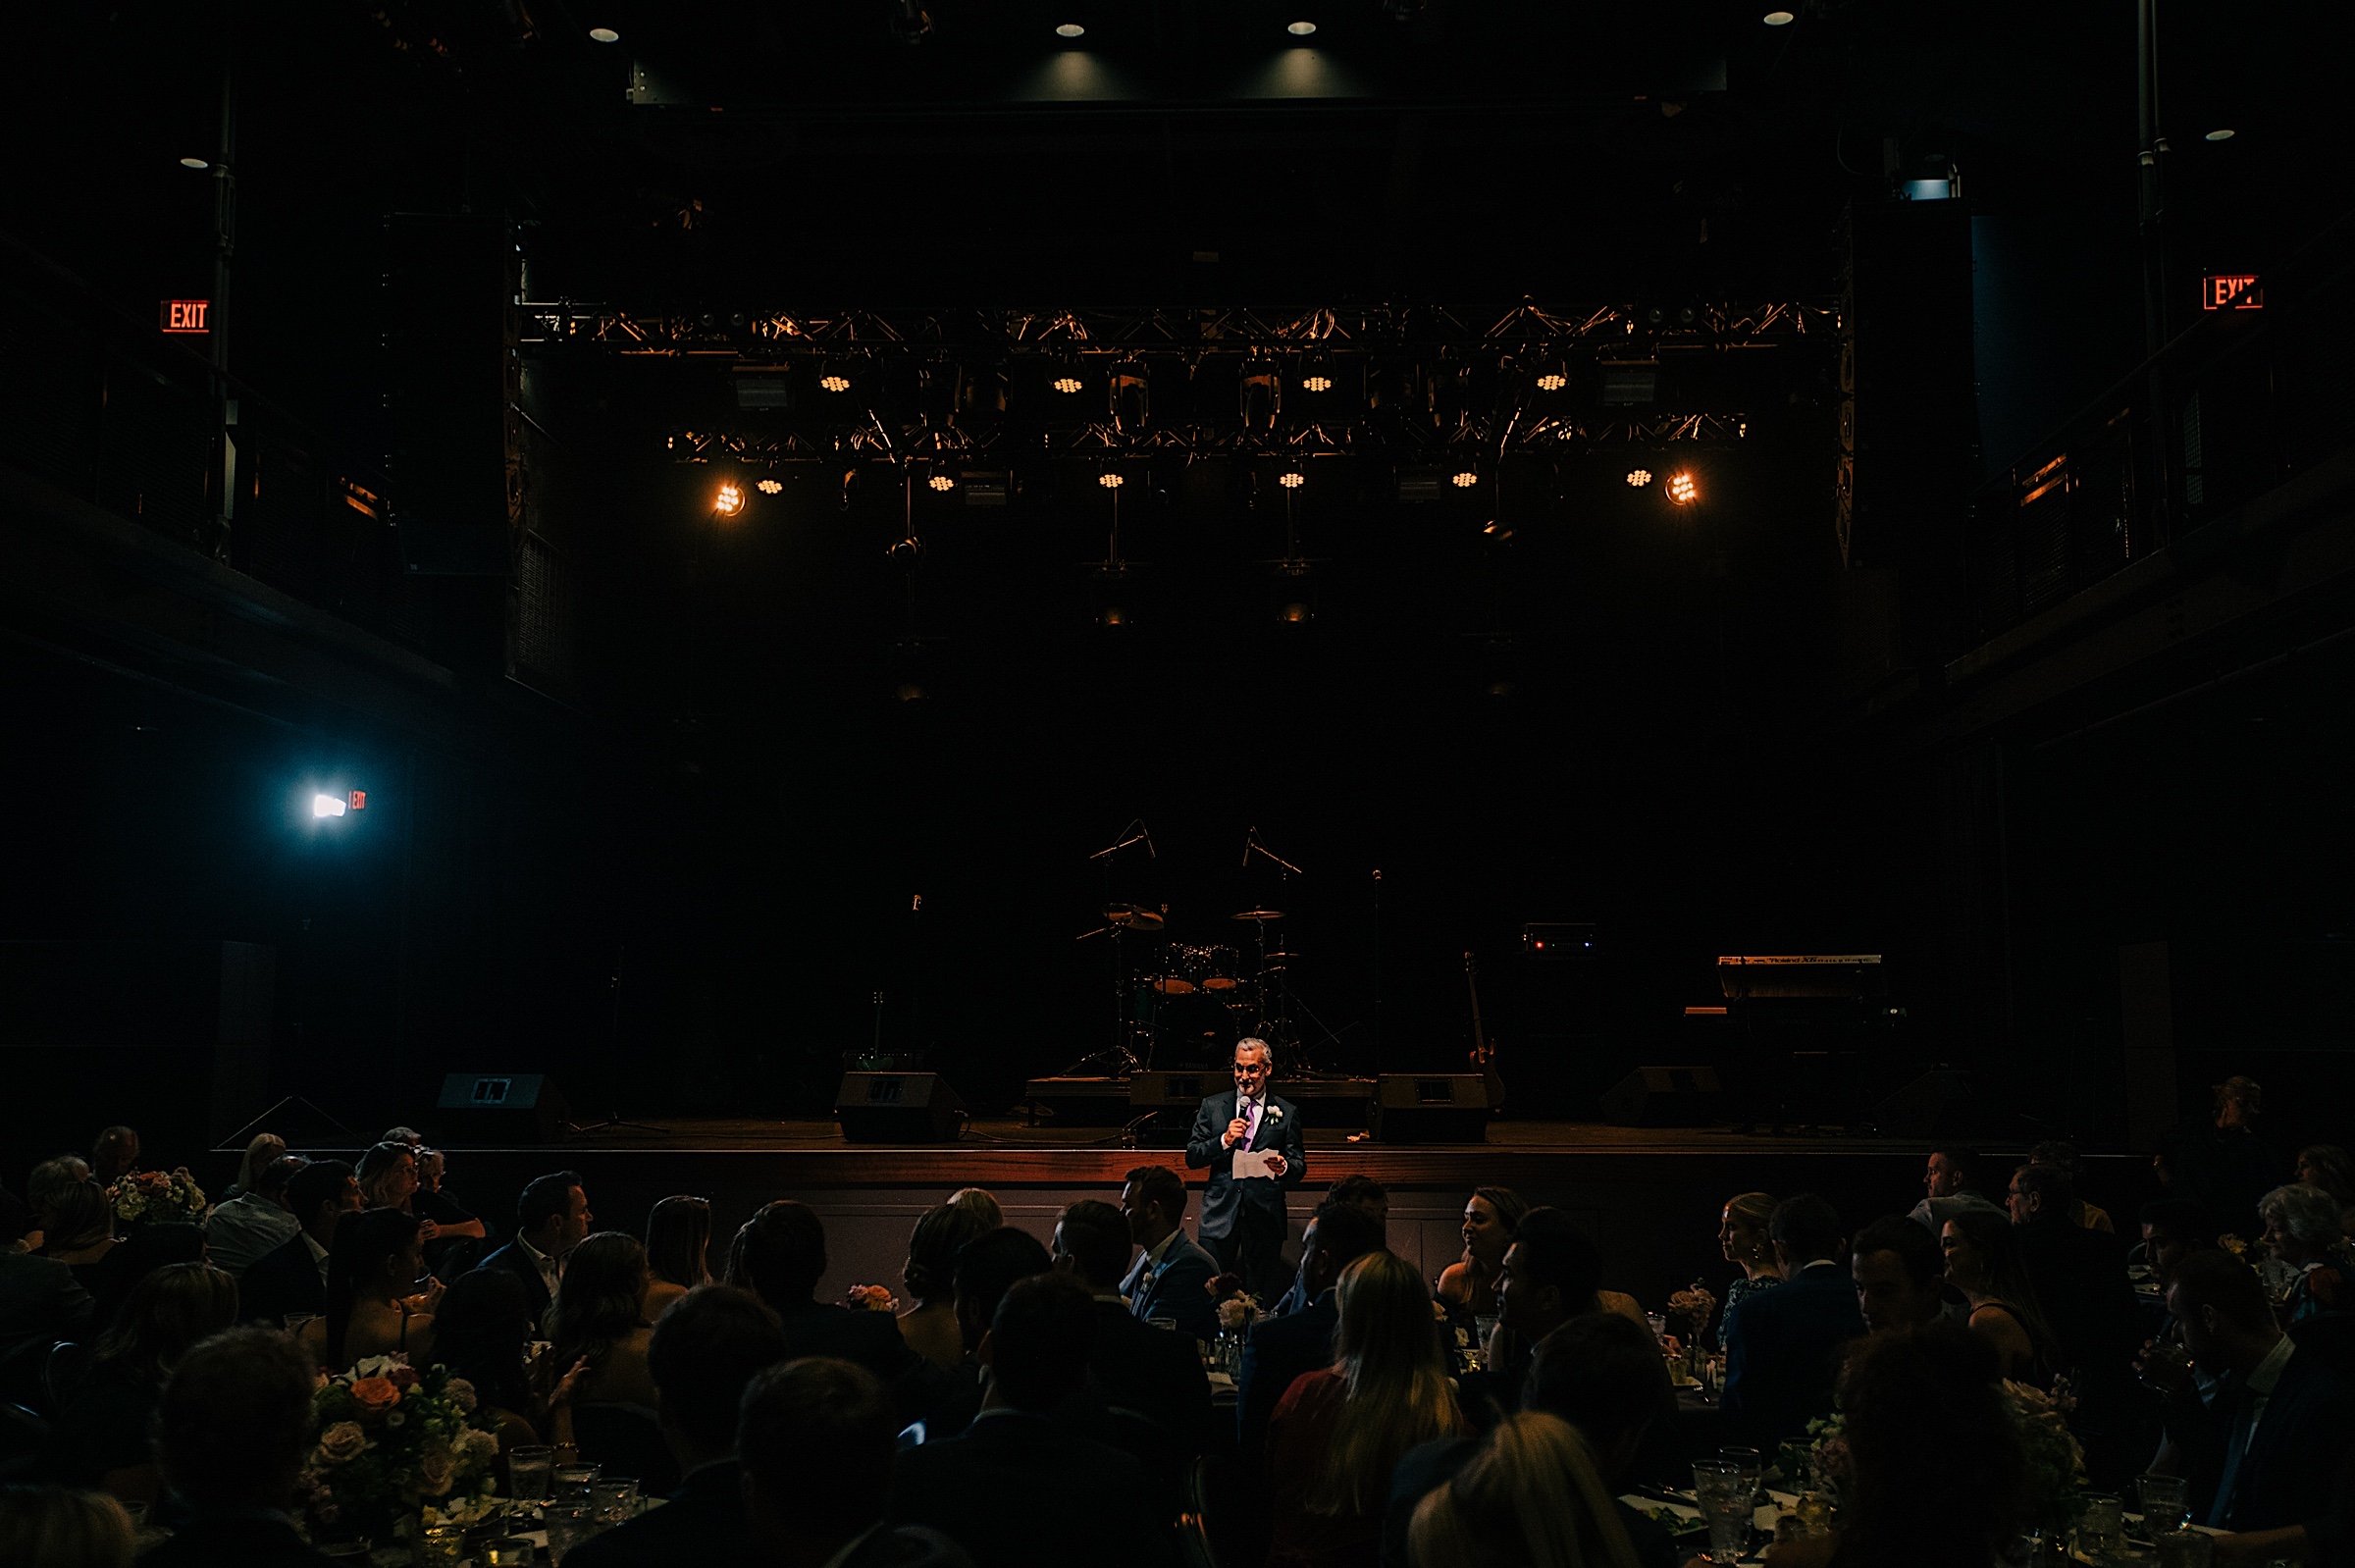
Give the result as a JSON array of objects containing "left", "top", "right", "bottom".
[
  {"left": 2202, "top": 275, "right": 2264, "bottom": 311},
  {"left": 159, "top": 298, "right": 212, "bottom": 334}
]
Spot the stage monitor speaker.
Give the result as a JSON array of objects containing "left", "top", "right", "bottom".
[
  {"left": 434, "top": 1072, "right": 568, "bottom": 1145},
  {"left": 1598, "top": 1066, "right": 1723, "bottom": 1127},
  {"left": 835, "top": 1071, "right": 967, "bottom": 1144},
  {"left": 1126, "top": 1072, "right": 1216, "bottom": 1146},
  {"left": 1371, "top": 1074, "right": 1492, "bottom": 1143},
  {"left": 1868, "top": 1068, "right": 1990, "bottom": 1138}
]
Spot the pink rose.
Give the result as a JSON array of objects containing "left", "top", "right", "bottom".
[{"left": 317, "top": 1422, "right": 368, "bottom": 1464}]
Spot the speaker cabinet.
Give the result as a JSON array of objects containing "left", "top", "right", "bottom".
[
  {"left": 1598, "top": 1066, "right": 1723, "bottom": 1127},
  {"left": 434, "top": 1072, "right": 568, "bottom": 1145},
  {"left": 1371, "top": 1074, "right": 1492, "bottom": 1144},
  {"left": 1126, "top": 1072, "right": 1216, "bottom": 1147},
  {"left": 835, "top": 1071, "right": 967, "bottom": 1144},
  {"left": 1868, "top": 1068, "right": 1991, "bottom": 1138}
]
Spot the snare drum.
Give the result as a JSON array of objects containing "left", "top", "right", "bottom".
[{"left": 1192, "top": 944, "right": 1244, "bottom": 992}]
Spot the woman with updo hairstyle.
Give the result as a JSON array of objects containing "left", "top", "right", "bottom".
[
  {"left": 1407, "top": 1411, "right": 1639, "bottom": 1568},
  {"left": 546, "top": 1231, "right": 658, "bottom": 1409},
  {"left": 897, "top": 1202, "right": 990, "bottom": 1369},
  {"left": 1939, "top": 1207, "right": 2058, "bottom": 1385},
  {"left": 303, "top": 1208, "right": 440, "bottom": 1371},
  {"left": 1712, "top": 1190, "right": 1784, "bottom": 1345},
  {"left": 945, "top": 1186, "right": 1004, "bottom": 1229},
  {"left": 51, "top": 1261, "right": 239, "bottom": 1501},
  {"left": 1436, "top": 1185, "right": 1529, "bottom": 1319},
  {"left": 641, "top": 1195, "right": 714, "bottom": 1323}
]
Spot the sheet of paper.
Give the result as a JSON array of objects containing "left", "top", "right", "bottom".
[{"left": 1231, "top": 1148, "right": 1281, "bottom": 1180}]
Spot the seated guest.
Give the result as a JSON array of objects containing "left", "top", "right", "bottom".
[
  {"left": 86, "top": 1223, "right": 206, "bottom": 1340},
  {"left": 1938, "top": 1210, "right": 2057, "bottom": 1382},
  {"left": 549, "top": 1232, "right": 658, "bottom": 1408},
  {"left": 1405, "top": 1412, "right": 1647, "bottom": 1568},
  {"left": 430, "top": 1267, "right": 574, "bottom": 1450},
  {"left": 1117, "top": 1164, "right": 1220, "bottom": 1343},
  {"left": 222, "top": 1134, "right": 288, "bottom": 1203},
  {"left": 50, "top": 1261, "right": 238, "bottom": 1502},
  {"left": 1720, "top": 1194, "right": 1864, "bottom": 1448},
  {"left": 238, "top": 1160, "right": 359, "bottom": 1328},
  {"left": 1907, "top": 1147, "right": 2007, "bottom": 1235},
  {"left": 2296, "top": 1146, "right": 2355, "bottom": 1240},
  {"left": 0, "top": 1485, "right": 135, "bottom": 1568},
  {"left": 383, "top": 1124, "right": 425, "bottom": 1146},
  {"left": 898, "top": 1203, "right": 990, "bottom": 1370},
  {"left": 945, "top": 1187, "right": 1003, "bottom": 1229},
  {"left": 954, "top": 1226, "right": 1053, "bottom": 1353},
  {"left": 2007, "top": 1161, "right": 2142, "bottom": 1473},
  {"left": 1273, "top": 1176, "right": 1389, "bottom": 1317},
  {"left": 355, "top": 1141, "right": 422, "bottom": 1219},
  {"left": 560, "top": 1285, "right": 788, "bottom": 1568},
  {"left": 26, "top": 1156, "right": 92, "bottom": 1215},
  {"left": 88, "top": 1128, "right": 139, "bottom": 1190},
  {"left": 300, "top": 1209, "right": 439, "bottom": 1370},
  {"left": 476, "top": 1170, "right": 593, "bottom": 1326},
  {"left": 1052, "top": 1198, "right": 1215, "bottom": 1452},
  {"left": 889, "top": 1274, "right": 1167, "bottom": 1568},
  {"left": 37, "top": 1180, "right": 119, "bottom": 1290},
  {"left": 2146, "top": 1249, "right": 2355, "bottom": 1535},
  {"left": 409, "top": 1147, "right": 489, "bottom": 1272},
  {"left": 2140, "top": 1198, "right": 2223, "bottom": 1290},
  {"left": 1238, "top": 1199, "right": 1387, "bottom": 1463},
  {"left": 1712, "top": 1191, "right": 1783, "bottom": 1346},
  {"left": 141, "top": 1327, "right": 341, "bottom": 1567},
  {"left": 0, "top": 1238, "right": 95, "bottom": 1398},
  {"left": 1267, "top": 1251, "right": 1465, "bottom": 1568},
  {"left": 640, "top": 1194, "right": 713, "bottom": 1324},
  {"left": 1437, "top": 1185, "right": 1528, "bottom": 1320},
  {"left": 1850, "top": 1216, "right": 1949, "bottom": 1335},
  {"left": 2030, "top": 1140, "right": 2114, "bottom": 1231},
  {"left": 725, "top": 1200, "right": 917, "bottom": 1382},
  {"left": 1763, "top": 1325, "right": 2023, "bottom": 1568},
  {"left": 1479, "top": 1208, "right": 1605, "bottom": 1412},
  {"left": 2259, "top": 1182, "right": 2350, "bottom": 1323},
  {"left": 744, "top": 1357, "right": 974, "bottom": 1568},
  {"left": 203, "top": 1154, "right": 306, "bottom": 1280}
]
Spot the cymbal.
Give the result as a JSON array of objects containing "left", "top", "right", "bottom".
[
  {"left": 1105, "top": 904, "right": 1165, "bottom": 930},
  {"left": 1231, "top": 908, "right": 1285, "bottom": 922},
  {"left": 1261, "top": 951, "right": 1298, "bottom": 963}
]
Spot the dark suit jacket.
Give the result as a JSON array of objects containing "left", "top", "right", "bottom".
[
  {"left": 1088, "top": 1298, "right": 1213, "bottom": 1454},
  {"left": 562, "top": 1458, "right": 751, "bottom": 1568},
  {"left": 1720, "top": 1261, "right": 1864, "bottom": 1448},
  {"left": 2167, "top": 1342, "right": 2355, "bottom": 1533},
  {"left": 0, "top": 1249, "right": 97, "bottom": 1364},
  {"left": 1120, "top": 1230, "right": 1221, "bottom": 1344},
  {"left": 887, "top": 1409, "right": 1172, "bottom": 1568},
  {"left": 1380, "top": 1435, "right": 1679, "bottom": 1568},
  {"left": 236, "top": 1234, "right": 328, "bottom": 1328},
  {"left": 1183, "top": 1090, "right": 1307, "bottom": 1239},
  {"left": 1237, "top": 1288, "right": 1336, "bottom": 1468},
  {"left": 473, "top": 1239, "right": 555, "bottom": 1326},
  {"left": 2014, "top": 1214, "right": 2142, "bottom": 1399},
  {"left": 140, "top": 1512, "right": 339, "bottom": 1568}
]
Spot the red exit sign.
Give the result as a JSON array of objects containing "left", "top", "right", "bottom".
[
  {"left": 2202, "top": 275, "right": 2264, "bottom": 311},
  {"left": 159, "top": 298, "right": 212, "bottom": 334}
]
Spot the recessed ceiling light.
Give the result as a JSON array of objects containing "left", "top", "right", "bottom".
[
  {"left": 178, "top": 157, "right": 210, "bottom": 170},
  {"left": 2205, "top": 128, "right": 2235, "bottom": 141},
  {"left": 1055, "top": 23, "right": 1085, "bottom": 37},
  {"left": 587, "top": 26, "right": 621, "bottom": 44},
  {"left": 1762, "top": 9, "right": 1796, "bottom": 24},
  {"left": 1286, "top": 20, "right": 1318, "bottom": 35}
]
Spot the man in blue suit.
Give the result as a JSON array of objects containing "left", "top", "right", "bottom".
[
  {"left": 1720, "top": 1193, "right": 1865, "bottom": 1449},
  {"left": 1117, "top": 1164, "right": 1221, "bottom": 1343},
  {"left": 1183, "top": 1037, "right": 1309, "bottom": 1302}
]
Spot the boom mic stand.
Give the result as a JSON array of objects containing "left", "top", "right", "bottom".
[{"left": 565, "top": 944, "right": 668, "bottom": 1136}]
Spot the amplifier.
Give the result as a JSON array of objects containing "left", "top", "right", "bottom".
[
  {"left": 1370, "top": 1073, "right": 1493, "bottom": 1144},
  {"left": 835, "top": 1071, "right": 967, "bottom": 1144}
]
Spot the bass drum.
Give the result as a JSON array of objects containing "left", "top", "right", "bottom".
[{"left": 1139, "top": 989, "right": 1248, "bottom": 1070}]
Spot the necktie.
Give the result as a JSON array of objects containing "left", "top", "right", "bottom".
[
  {"left": 1244, "top": 1099, "right": 1261, "bottom": 1145},
  {"left": 2206, "top": 1380, "right": 2255, "bottom": 1529}
]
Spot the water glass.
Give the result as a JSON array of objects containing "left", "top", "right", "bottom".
[
  {"left": 418, "top": 1523, "right": 463, "bottom": 1567},
  {"left": 1647, "top": 1311, "right": 1669, "bottom": 1343},
  {"left": 592, "top": 1476, "right": 640, "bottom": 1525},
  {"left": 1692, "top": 1460, "right": 1745, "bottom": 1506},
  {"left": 481, "top": 1541, "right": 537, "bottom": 1568},
  {"left": 2154, "top": 1529, "right": 2214, "bottom": 1568},
  {"left": 1703, "top": 1493, "right": 1753, "bottom": 1564},
  {"left": 551, "top": 1462, "right": 601, "bottom": 1502},
  {"left": 545, "top": 1504, "right": 600, "bottom": 1566},
  {"left": 2077, "top": 1494, "right": 2124, "bottom": 1561},
  {"left": 1719, "top": 1445, "right": 1763, "bottom": 1500},
  {"left": 2135, "top": 1476, "right": 2190, "bottom": 1536},
  {"left": 506, "top": 1444, "right": 554, "bottom": 1502}
]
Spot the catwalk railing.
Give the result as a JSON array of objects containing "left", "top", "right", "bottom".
[{"left": 1963, "top": 214, "right": 2355, "bottom": 646}]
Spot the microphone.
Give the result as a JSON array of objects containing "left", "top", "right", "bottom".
[{"left": 1241, "top": 828, "right": 1254, "bottom": 870}]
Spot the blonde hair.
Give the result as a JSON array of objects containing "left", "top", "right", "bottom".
[
  {"left": 945, "top": 1187, "right": 1004, "bottom": 1230},
  {"left": 234, "top": 1134, "right": 288, "bottom": 1195},
  {"left": 1311, "top": 1251, "right": 1463, "bottom": 1516},
  {"left": 1407, "top": 1413, "right": 1639, "bottom": 1568},
  {"left": 0, "top": 1486, "right": 135, "bottom": 1568}
]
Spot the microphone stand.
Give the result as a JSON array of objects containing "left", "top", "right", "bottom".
[
  {"left": 1053, "top": 822, "right": 1157, "bottom": 1079},
  {"left": 566, "top": 943, "right": 668, "bottom": 1136}
]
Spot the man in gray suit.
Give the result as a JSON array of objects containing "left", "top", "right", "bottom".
[{"left": 1183, "top": 1037, "right": 1307, "bottom": 1302}]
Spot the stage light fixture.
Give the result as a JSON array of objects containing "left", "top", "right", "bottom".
[
  {"left": 178, "top": 156, "right": 210, "bottom": 171},
  {"left": 1051, "top": 375, "right": 1085, "bottom": 394},
  {"left": 312, "top": 794, "right": 347, "bottom": 818},
  {"left": 1665, "top": 471, "right": 1700, "bottom": 505},
  {"left": 1450, "top": 469, "right": 1479, "bottom": 489},
  {"left": 588, "top": 25, "right": 621, "bottom": 43},
  {"left": 1099, "top": 605, "right": 1127, "bottom": 627},
  {"left": 1301, "top": 374, "right": 1334, "bottom": 392},
  {"left": 1278, "top": 470, "right": 1305, "bottom": 489},
  {"left": 756, "top": 477, "right": 784, "bottom": 496},
  {"left": 928, "top": 473, "right": 956, "bottom": 493},
  {"left": 1762, "top": 9, "right": 1795, "bottom": 25},
  {"left": 1286, "top": 20, "right": 1317, "bottom": 35},
  {"left": 713, "top": 480, "right": 747, "bottom": 517},
  {"left": 2205, "top": 128, "right": 2235, "bottom": 141},
  {"left": 1098, "top": 472, "right": 1125, "bottom": 490},
  {"left": 1535, "top": 371, "right": 1568, "bottom": 392},
  {"left": 1626, "top": 467, "right": 1654, "bottom": 488},
  {"left": 1280, "top": 601, "right": 1312, "bottom": 622},
  {"left": 1056, "top": 22, "right": 1085, "bottom": 37},
  {"left": 819, "top": 373, "right": 853, "bottom": 393}
]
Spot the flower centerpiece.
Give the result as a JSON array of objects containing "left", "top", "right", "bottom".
[
  {"left": 1806, "top": 1379, "right": 2084, "bottom": 1532},
  {"left": 1665, "top": 1281, "right": 1719, "bottom": 1346},
  {"left": 106, "top": 1168, "right": 209, "bottom": 1228},
  {"left": 298, "top": 1356, "right": 501, "bottom": 1548},
  {"left": 846, "top": 1283, "right": 900, "bottom": 1313}
]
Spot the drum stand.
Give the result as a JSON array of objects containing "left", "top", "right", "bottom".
[{"left": 1059, "top": 823, "right": 1160, "bottom": 1078}]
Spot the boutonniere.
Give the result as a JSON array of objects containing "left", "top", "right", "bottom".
[{"left": 1265, "top": 1106, "right": 1283, "bottom": 1123}]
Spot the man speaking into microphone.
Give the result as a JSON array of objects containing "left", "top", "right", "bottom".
[{"left": 1185, "top": 1037, "right": 1308, "bottom": 1302}]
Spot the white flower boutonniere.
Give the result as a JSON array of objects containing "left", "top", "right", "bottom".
[{"left": 1265, "top": 1106, "right": 1283, "bottom": 1123}]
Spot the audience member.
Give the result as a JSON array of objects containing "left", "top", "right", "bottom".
[
  {"left": 1712, "top": 1191, "right": 1783, "bottom": 1345},
  {"left": 49, "top": 1261, "right": 238, "bottom": 1502},
  {"left": 428, "top": 1268, "right": 558, "bottom": 1450},
  {"left": 2139, "top": 1198, "right": 2223, "bottom": 1290},
  {"left": 26, "top": 1157, "right": 92, "bottom": 1217},
  {"left": 952, "top": 1225, "right": 1052, "bottom": 1355},
  {"left": 2029, "top": 1140, "right": 2114, "bottom": 1231},
  {"left": 1404, "top": 1412, "right": 1644, "bottom": 1568},
  {"left": 1720, "top": 1194, "right": 1864, "bottom": 1448},
  {"left": 203, "top": 1154, "right": 305, "bottom": 1280},
  {"left": 725, "top": 1200, "right": 918, "bottom": 1385},
  {"left": 0, "top": 1177, "right": 31, "bottom": 1249},
  {"left": 476, "top": 1170, "right": 592, "bottom": 1325},
  {"left": 2158, "top": 1076, "right": 2285, "bottom": 1238},
  {"left": 222, "top": 1134, "right": 288, "bottom": 1203},
  {"left": 2259, "top": 1182, "right": 2349, "bottom": 1323},
  {"left": 640, "top": 1194, "right": 712, "bottom": 1324},
  {"left": 898, "top": 1203, "right": 990, "bottom": 1370},
  {"left": 382, "top": 1125, "right": 425, "bottom": 1147},
  {"left": 889, "top": 1274, "right": 1165, "bottom": 1568},
  {"left": 944, "top": 1187, "right": 1003, "bottom": 1230},
  {"left": 304, "top": 1208, "right": 438, "bottom": 1370},
  {"left": 1272, "top": 1176, "right": 1389, "bottom": 1316},
  {"left": 1436, "top": 1185, "right": 1528, "bottom": 1320},
  {"left": 2145, "top": 1249, "right": 2355, "bottom": 1535},
  {"left": 1850, "top": 1215, "right": 1947, "bottom": 1334},
  {"left": 2295, "top": 1146, "right": 2355, "bottom": 1239},
  {"left": 37, "top": 1181, "right": 118, "bottom": 1290},
  {"left": 1939, "top": 1208, "right": 2057, "bottom": 1384},
  {"left": 1235, "top": 1198, "right": 1387, "bottom": 1464},
  {"left": 87, "top": 1129, "right": 138, "bottom": 1190},
  {"left": 1481, "top": 1208, "right": 1605, "bottom": 1410},
  {"left": 1765, "top": 1325, "right": 2022, "bottom": 1568},
  {"left": 409, "top": 1147, "right": 489, "bottom": 1270},
  {"left": 744, "top": 1357, "right": 973, "bottom": 1568},
  {"left": 0, "top": 1237, "right": 94, "bottom": 1402},
  {"left": 1266, "top": 1251, "right": 1465, "bottom": 1568},
  {"left": 2006, "top": 1160, "right": 2143, "bottom": 1475},
  {"left": 549, "top": 1231, "right": 658, "bottom": 1409},
  {"left": 561, "top": 1285, "right": 787, "bottom": 1568},
  {"left": 355, "top": 1141, "right": 420, "bottom": 1217},
  {"left": 1117, "top": 1164, "right": 1220, "bottom": 1343},
  {"left": 1051, "top": 1198, "right": 1214, "bottom": 1452},
  {"left": 237, "top": 1159, "right": 359, "bottom": 1328},
  {"left": 141, "top": 1327, "right": 340, "bottom": 1567},
  {"left": 1906, "top": 1146, "right": 2007, "bottom": 1235},
  {"left": 0, "top": 1486, "right": 135, "bottom": 1568},
  {"left": 84, "top": 1223, "right": 205, "bottom": 1341}
]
